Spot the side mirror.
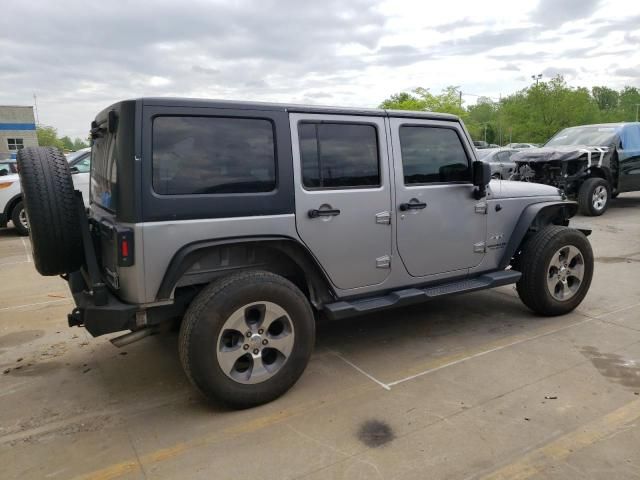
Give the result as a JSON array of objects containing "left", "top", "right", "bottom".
[
  {"left": 472, "top": 161, "right": 491, "bottom": 199},
  {"left": 70, "top": 166, "right": 79, "bottom": 174}
]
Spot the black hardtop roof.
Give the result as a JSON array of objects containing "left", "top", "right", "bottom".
[{"left": 112, "top": 97, "right": 460, "bottom": 121}]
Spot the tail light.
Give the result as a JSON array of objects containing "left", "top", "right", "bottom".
[{"left": 117, "top": 230, "right": 134, "bottom": 267}]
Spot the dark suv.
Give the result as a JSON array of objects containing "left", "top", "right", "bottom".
[{"left": 17, "top": 98, "right": 593, "bottom": 408}]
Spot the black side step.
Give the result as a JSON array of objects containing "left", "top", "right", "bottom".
[{"left": 324, "top": 270, "right": 521, "bottom": 320}]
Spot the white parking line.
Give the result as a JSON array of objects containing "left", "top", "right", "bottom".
[
  {"left": 0, "top": 298, "right": 70, "bottom": 312},
  {"left": 332, "top": 301, "right": 640, "bottom": 391},
  {"left": 20, "top": 237, "right": 32, "bottom": 263},
  {"left": 330, "top": 350, "right": 390, "bottom": 390},
  {"left": 0, "top": 260, "right": 30, "bottom": 267}
]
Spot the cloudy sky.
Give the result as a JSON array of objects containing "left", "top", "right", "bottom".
[{"left": 1, "top": 0, "right": 638, "bottom": 139}]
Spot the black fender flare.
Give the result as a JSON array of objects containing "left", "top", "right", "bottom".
[
  {"left": 155, "top": 235, "right": 335, "bottom": 307},
  {"left": 3, "top": 192, "right": 22, "bottom": 218},
  {"left": 498, "top": 201, "right": 581, "bottom": 269}
]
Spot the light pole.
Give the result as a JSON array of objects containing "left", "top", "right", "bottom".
[
  {"left": 636, "top": 104, "right": 639, "bottom": 122},
  {"left": 531, "top": 74, "right": 542, "bottom": 85}
]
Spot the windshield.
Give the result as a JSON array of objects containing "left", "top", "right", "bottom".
[
  {"left": 545, "top": 126, "right": 620, "bottom": 147},
  {"left": 475, "top": 149, "right": 495, "bottom": 160},
  {"left": 66, "top": 149, "right": 90, "bottom": 163}
]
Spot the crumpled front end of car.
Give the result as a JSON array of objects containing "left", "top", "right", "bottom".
[{"left": 510, "top": 145, "right": 612, "bottom": 196}]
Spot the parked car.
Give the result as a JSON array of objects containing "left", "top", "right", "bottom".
[
  {"left": 475, "top": 148, "right": 519, "bottom": 179},
  {"left": 473, "top": 140, "right": 490, "bottom": 149},
  {"left": 0, "top": 149, "right": 90, "bottom": 235},
  {"left": 17, "top": 98, "right": 593, "bottom": 408},
  {"left": 0, "top": 159, "right": 18, "bottom": 176},
  {"left": 511, "top": 122, "right": 640, "bottom": 215}
]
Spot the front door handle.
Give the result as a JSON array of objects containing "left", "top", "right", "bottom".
[
  {"left": 308, "top": 208, "right": 341, "bottom": 218},
  {"left": 399, "top": 201, "right": 427, "bottom": 211}
]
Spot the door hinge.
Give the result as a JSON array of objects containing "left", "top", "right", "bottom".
[
  {"left": 376, "top": 255, "right": 391, "bottom": 268},
  {"left": 474, "top": 242, "right": 486, "bottom": 253},
  {"left": 475, "top": 202, "right": 488, "bottom": 214},
  {"left": 375, "top": 211, "right": 391, "bottom": 224}
]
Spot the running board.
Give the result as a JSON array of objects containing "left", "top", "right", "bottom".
[{"left": 324, "top": 270, "right": 521, "bottom": 320}]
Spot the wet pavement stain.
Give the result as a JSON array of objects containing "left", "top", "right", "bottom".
[
  {"left": 357, "top": 420, "right": 395, "bottom": 448},
  {"left": 581, "top": 346, "right": 640, "bottom": 389}
]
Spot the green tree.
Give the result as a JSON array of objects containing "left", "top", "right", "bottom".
[
  {"left": 72, "top": 138, "right": 89, "bottom": 150},
  {"left": 592, "top": 86, "right": 619, "bottom": 112},
  {"left": 36, "top": 125, "right": 64, "bottom": 150},
  {"left": 60, "top": 136, "right": 74, "bottom": 151},
  {"left": 379, "top": 86, "right": 466, "bottom": 117}
]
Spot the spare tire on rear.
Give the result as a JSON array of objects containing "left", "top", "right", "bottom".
[{"left": 17, "top": 147, "right": 84, "bottom": 276}]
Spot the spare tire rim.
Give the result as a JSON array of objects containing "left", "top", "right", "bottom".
[
  {"left": 216, "top": 301, "right": 295, "bottom": 384},
  {"left": 546, "top": 245, "right": 585, "bottom": 301},
  {"left": 18, "top": 208, "right": 29, "bottom": 230},
  {"left": 592, "top": 185, "right": 607, "bottom": 210}
]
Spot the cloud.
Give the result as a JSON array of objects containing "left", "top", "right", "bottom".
[
  {"left": 542, "top": 66, "right": 578, "bottom": 78},
  {"left": 530, "top": 0, "right": 602, "bottom": 27},
  {"left": 614, "top": 67, "right": 640, "bottom": 77},
  {"left": 0, "top": 0, "right": 638, "bottom": 139}
]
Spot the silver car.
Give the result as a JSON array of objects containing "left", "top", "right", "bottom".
[{"left": 475, "top": 148, "right": 518, "bottom": 179}]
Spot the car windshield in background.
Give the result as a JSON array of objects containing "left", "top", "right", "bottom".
[
  {"left": 545, "top": 126, "right": 619, "bottom": 147},
  {"left": 66, "top": 149, "right": 89, "bottom": 162},
  {"left": 475, "top": 149, "right": 492, "bottom": 159}
]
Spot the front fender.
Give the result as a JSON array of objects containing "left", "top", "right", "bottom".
[{"left": 498, "top": 201, "right": 578, "bottom": 269}]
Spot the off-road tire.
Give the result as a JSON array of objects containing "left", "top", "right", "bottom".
[
  {"left": 516, "top": 226, "right": 593, "bottom": 316},
  {"left": 10, "top": 201, "right": 29, "bottom": 236},
  {"left": 179, "top": 271, "right": 315, "bottom": 409},
  {"left": 578, "top": 177, "right": 610, "bottom": 216},
  {"left": 17, "top": 147, "right": 83, "bottom": 275}
]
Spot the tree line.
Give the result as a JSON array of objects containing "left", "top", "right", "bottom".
[
  {"left": 36, "top": 125, "right": 89, "bottom": 151},
  {"left": 380, "top": 76, "right": 640, "bottom": 145}
]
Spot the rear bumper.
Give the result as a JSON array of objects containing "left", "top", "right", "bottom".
[{"left": 67, "top": 271, "right": 137, "bottom": 336}]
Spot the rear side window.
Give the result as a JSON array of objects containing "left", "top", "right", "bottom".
[
  {"left": 399, "top": 126, "right": 470, "bottom": 184},
  {"left": 153, "top": 116, "right": 276, "bottom": 195},
  {"left": 299, "top": 122, "right": 380, "bottom": 189}
]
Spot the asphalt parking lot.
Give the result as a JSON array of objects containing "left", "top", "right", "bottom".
[{"left": 1, "top": 194, "right": 640, "bottom": 480}]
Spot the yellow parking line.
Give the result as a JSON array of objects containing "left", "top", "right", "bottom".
[
  {"left": 73, "top": 383, "right": 375, "bottom": 480},
  {"left": 481, "top": 398, "right": 640, "bottom": 480}
]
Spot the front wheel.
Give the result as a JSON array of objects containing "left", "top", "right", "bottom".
[
  {"left": 179, "top": 271, "right": 315, "bottom": 409},
  {"left": 516, "top": 226, "right": 593, "bottom": 316},
  {"left": 11, "top": 201, "right": 29, "bottom": 236},
  {"left": 578, "top": 177, "right": 610, "bottom": 216}
]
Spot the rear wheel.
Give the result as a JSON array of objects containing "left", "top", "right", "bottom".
[
  {"left": 516, "top": 226, "right": 593, "bottom": 316},
  {"left": 16, "top": 147, "right": 83, "bottom": 275},
  {"left": 179, "top": 271, "right": 315, "bottom": 409},
  {"left": 578, "top": 177, "right": 610, "bottom": 216},
  {"left": 10, "top": 201, "right": 29, "bottom": 236}
]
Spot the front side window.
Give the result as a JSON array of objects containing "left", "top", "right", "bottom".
[
  {"left": 7, "top": 138, "right": 24, "bottom": 150},
  {"left": 73, "top": 155, "right": 91, "bottom": 173},
  {"left": 153, "top": 116, "right": 276, "bottom": 195},
  {"left": 399, "top": 126, "right": 471, "bottom": 184},
  {"left": 299, "top": 122, "right": 380, "bottom": 189}
]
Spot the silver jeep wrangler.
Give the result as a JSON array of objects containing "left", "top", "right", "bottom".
[{"left": 17, "top": 99, "right": 594, "bottom": 408}]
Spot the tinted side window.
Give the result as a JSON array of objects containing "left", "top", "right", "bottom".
[
  {"left": 153, "top": 116, "right": 276, "bottom": 195},
  {"left": 299, "top": 122, "right": 380, "bottom": 189},
  {"left": 399, "top": 127, "right": 470, "bottom": 184}
]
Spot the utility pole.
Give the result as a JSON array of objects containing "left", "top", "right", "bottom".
[
  {"left": 459, "top": 90, "right": 462, "bottom": 108},
  {"left": 33, "top": 93, "right": 40, "bottom": 125},
  {"left": 531, "top": 74, "right": 542, "bottom": 85},
  {"left": 636, "top": 104, "right": 640, "bottom": 122}
]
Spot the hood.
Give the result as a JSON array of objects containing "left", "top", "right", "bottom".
[
  {"left": 488, "top": 179, "right": 561, "bottom": 199},
  {"left": 0, "top": 173, "right": 20, "bottom": 182},
  {"left": 511, "top": 145, "right": 610, "bottom": 163}
]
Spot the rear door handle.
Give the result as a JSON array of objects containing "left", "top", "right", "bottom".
[
  {"left": 399, "top": 202, "right": 427, "bottom": 211},
  {"left": 308, "top": 208, "right": 341, "bottom": 218}
]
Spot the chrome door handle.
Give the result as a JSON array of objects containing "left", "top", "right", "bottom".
[
  {"left": 308, "top": 208, "right": 341, "bottom": 218},
  {"left": 399, "top": 202, "right": 426, "bottom": 211}
]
